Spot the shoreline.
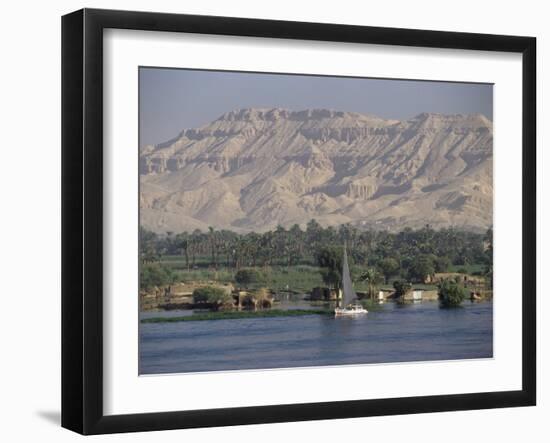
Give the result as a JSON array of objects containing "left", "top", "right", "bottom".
[{"left": 141, "top": 308, "right": 333, "bottom": 323}]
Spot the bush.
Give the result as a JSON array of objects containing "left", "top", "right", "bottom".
[
  {"left": 377, "top": 257, "right": 400, "bottom": 282},
  {"left": 315, "top": 246, "right": 345, "bottom": 289},
  {"left": 234, "top": 268, "right": 266, "bottom": 288},
  {"left": 241, "top": 288, "right": 272, "bottom": 309},
  {"left": 393, "top": 280, "right": 412, "bottom": 297},
  {"left": 408, "top": 254, "right": 435, "bottom": 283},
  {"left": 140, "top": 263, "right": 177, "bottom": 290},
  {"left": 438, "top": 279, "right": 467, "bottom": 307},
  {"left": 193, "top": 286, "right": 234, "bottom": 310},
  {"left": 434, "top": 256, "right": 451, "bottom": 273}
]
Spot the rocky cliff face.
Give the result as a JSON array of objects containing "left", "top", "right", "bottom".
[{"left": 140, "top": 108, "right": 493, "bottom": 233}]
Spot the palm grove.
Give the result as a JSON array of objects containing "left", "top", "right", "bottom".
[{"left": 140, "top": 221, "right": 493, "bottom": 306}]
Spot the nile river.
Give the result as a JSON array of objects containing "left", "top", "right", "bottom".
[{"left": 139, "top": 301, "right": 492, "bottom": 375}]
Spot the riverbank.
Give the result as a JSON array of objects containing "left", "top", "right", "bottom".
[{"left": 141, "top": 308, "right": 333, "bottom": 323}]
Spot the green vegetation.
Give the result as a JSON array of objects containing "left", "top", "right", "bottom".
[
  {"left": 359, "top": 299, "right": 384, "bottom": 311},
  {"left": 192, "top": 286, "right": 233, "bottom": 310},
  {"left": 175, "top": 268, "right": 235, "bottom": 283},
  {"left": 402, "top": 283, "right": 438, "bottom": 291},
  {"left": 393, "top": 280, "right": 413, "bottom": 298},
  {"left": 156, "top": 264, "right": 324, "bottom": 292},
  {"left": 139, "top": 222, "right": 492, "bottom": 297},
  {"left": 434, "top": 255, "right": 451, "bottom": 273},
  {"left": 141, "top": 309, "right": 332, "bottom": 323},
  {"left": 139, "top": 227, "right": 162, "bottom": 264},
  {"left": 265, "top": 265, "right": 323, "bottom": 292},
  {"left": 448, "top": 263, "right": 486, "bottom": 275},
  {"left": 438, "top": 279, "right": 468, "bottom": 307},
  {"left": 358, "top": 268, "right": 383, "bottom": 298},
  {"left": 141, "top": 223, "right": 491, "bottom": 280},
  {"left": 140, "top": 263, "right": 177, "bottom": 290},
  {"left": 484, "top": 227, "right": 493, "bottom": 289},
  {"left": 377, "top": 257, "right": 400, "bottom": 283},
  {"left": 408, "top": 254, "right": 436, "bottom": 283},
  {"left": 234, "top": 268, "right": 266, "bottom": 288},
  {"left": 315, "top": 246, "right": 345, "bottom": 289}
]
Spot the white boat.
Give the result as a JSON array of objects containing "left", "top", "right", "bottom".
[
  {"left": 334, "top": 302, "right": 368, "bottom": 316},
  {"left": 334, "top": 244, "right": 368, "bottom": 316}
]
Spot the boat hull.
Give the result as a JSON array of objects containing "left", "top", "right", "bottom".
[{"left": 334, "top": 307, "right": 368, "bottom": 316}]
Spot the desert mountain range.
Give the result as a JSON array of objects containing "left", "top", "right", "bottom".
[{"left": 140, "top": 108, "right": 493, "bottom": 233}]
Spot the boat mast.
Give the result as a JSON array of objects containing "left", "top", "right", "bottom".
[{"left": 344, "top": 242, "right": 348, "bottom": 308}]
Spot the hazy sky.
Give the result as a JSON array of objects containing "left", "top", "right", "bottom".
[{"left": 139, "top": 67, "right": 493, "bottom": 146}]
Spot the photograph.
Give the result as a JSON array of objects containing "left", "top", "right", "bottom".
[
  {"left": 0, "top": 0, "right": 544, "bottom": 440},
  {"left": 138, "top": 68, "right": 494, "bottom": 375}
]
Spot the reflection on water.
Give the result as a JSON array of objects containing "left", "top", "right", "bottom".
[{"left": 139, "top": 301, "right": 493, "bottom": 375}]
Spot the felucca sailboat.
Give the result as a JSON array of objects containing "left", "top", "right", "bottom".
[{"left": 334, "top": 244, "right": 368, "bottom": 316}]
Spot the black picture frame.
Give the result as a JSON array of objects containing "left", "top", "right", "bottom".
[{"left": 62, "top": 8, "right": 536, "bottom": 435}]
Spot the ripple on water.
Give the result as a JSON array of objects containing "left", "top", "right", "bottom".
[{"left": 139, "top": 301, "right": 493, "bottom": 374}]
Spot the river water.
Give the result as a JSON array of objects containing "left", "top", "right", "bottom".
[{"left": 139, "top": 301, "right": 493, "bottom": 375}]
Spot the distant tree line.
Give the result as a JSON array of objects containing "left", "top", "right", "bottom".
[{"left": 140, "top": 221, "right": 493, "bottom": 288}]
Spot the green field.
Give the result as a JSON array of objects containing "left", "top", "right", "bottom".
[
  {"left": 160, "top": 256, "right": 326, "bottom": 292},
  {"left": 160, "top": 255, "right": 317, "bottom": 270},
  {"left": 151, "top": 254, "right": 485, "bottom": 298}
]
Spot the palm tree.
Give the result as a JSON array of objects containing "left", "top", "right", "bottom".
[
  {"left": 288, "top": 224, "right": 304, "bottom": 265},
  {"left": 208, "top": 226, "right": 219, "bottom": 269},
  {"left": 359, "top": 268, "right": 382, "bottom": 300},
  {"left": 245, "top": 232, "right": 261, "bottom": 267},
  {"left": 218, "top": 229, "right": 235, "bottom": 268},
  {"left": 232, "top": 236, "right": 251, "bottom": 270},
  {"left": 259, "top": 231, "right": 275, "bottom": 268},
  {"left": 189, "top": 229, "right": 203, "bottom": 268},
  {"left": 175, "top": 232, "right": 190, "bottom": 271},
  {"left": 306, "top": 219, "right": 323, "bottom": 256},
  {"left": 315, "top": 246, "right": 345, "bottom": 290}
]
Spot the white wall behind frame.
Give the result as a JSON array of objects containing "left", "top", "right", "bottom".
[
  {"left": 103, "top": 29, "right": 522, "bottom": 416},
  {"left": 0, "top": 1, "right": 545, "bottom": 443}
]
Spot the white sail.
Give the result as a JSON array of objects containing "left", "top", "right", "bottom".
[{"left": 341, "top": 245, "right": 356, "bottom": 307}]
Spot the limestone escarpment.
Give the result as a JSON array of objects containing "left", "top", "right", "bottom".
[{"left": 140, "top": 108, "right": 493, "bottom": 233}]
